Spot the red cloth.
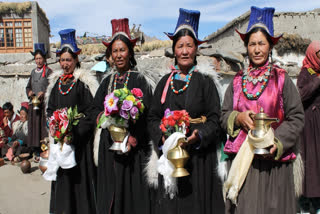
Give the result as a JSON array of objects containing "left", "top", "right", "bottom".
[
  {"left": 21, "top": 102, "right": 29, "bottom": 110},
  {"left": 6, "top": 148, "right": 14, "bottom": 161},
  {"left": 161, "top": 65, "right": 178, "bottom": 104},
  {"left": 61, "top": 74, "right": 74, "bottom": 81},
  {"left": 42, "top": 64, "right": 46, "bottom": 78},
  {"left": 302, "top": 40, "right": 320, "bottom": 72}
]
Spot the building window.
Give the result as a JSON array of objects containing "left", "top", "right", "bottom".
[
  {"left": 15, "top": 28, "right": 23, "bottom": 47},
  {"left": 0, "top": 29, "right": 4, "bottom": 47},
  {"left": 0, "top": 19, "right": 33, "bottom": 52},
  {"left": 6, "top": 28, "right": 14, "bottom": 47},
  {"left": 24, "top": 28, "right": 32, "bottom": 47}
]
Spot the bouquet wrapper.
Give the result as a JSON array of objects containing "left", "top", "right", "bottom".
[
  {"left": 157, "top": 132, "right": 185, "bottom": 198},
  {"left": 43, "top": 142, "right": 77, "bottom": 181}
]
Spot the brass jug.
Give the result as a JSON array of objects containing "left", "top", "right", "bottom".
[
  {"left": 251, "top": 108, "right": 279, "bottom": 154},
  {"left": 108, "top": 125, "right": 128, "bottom": 153},
  {"left": 32, "top": 96, "right": 41, "bottom": 110},
  {"left": 167, "top": 137, "right": 190, "bottom": 177}
]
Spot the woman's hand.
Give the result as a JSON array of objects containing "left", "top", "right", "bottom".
[
  {"left": 28, "top": 90, "right": 34, "bottom": 98},
  {"left": 37, "top": 91, "right": 44, "bottom": 100},
  {"left": 162, "top": 136, "right": 166, "bottom": 144},
  {"left": 269, "top": 144, "right": 277, "bottom": 155},
  {"left": 3, "top": 117, "right": 8, "bottom": 127},
  {"left": 12, "top": 141, "right": 20, "bottom": 149},
  {"left": 235, "top": 110, "right": 255, "bottom": 132},
  {"left": 184, "top": 129, "right": 200, "bottom": 147},
  {"left": 63, "top": 133, "right": 72, "bottom": 145}
]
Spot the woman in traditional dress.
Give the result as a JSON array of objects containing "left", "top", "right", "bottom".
[
  {"left": 26, "top": 43, "right": 52, "bottom": 160},
  {"left": 221, "top": 6, "right": 304, "bottom": 214},
  {"left": 92, "top": 18, "right": 152, "bottom": 214},
  {"left": 147, "top": 8, "right": 224, "bottom": 214},
  {"left": 297, "top": 40, "right": 320, "bottom": 214},
  {"left": 45, "top": 29, "right": 98, "bottom": 214}
]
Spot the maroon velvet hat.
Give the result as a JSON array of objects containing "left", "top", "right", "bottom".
[{"left": 102, "top": 18, "right": 138, "bottom": 47}]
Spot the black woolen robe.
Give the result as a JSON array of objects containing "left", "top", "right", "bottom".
[
  {"left": 47, "top": 79, "right": 97, "bottom": 214},
  {"left": 92, "top": 72, "right": 152, "bottom": 214},
  {"left": 148, "top": 72, "right": 225, "bottom": 214}
]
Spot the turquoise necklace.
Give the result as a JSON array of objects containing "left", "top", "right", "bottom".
[
  {"left": 113, "top": 71, "right": 130, "bottom": 90},
  {"left": 242, "top": 66, "right": 271, "bottom": 100},
  {"left": 170, "top": 65, "right": 195, "bottom": 94}
]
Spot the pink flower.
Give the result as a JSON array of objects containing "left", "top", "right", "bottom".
[
  {"left": 104, "top": 93, "right": 119, "bottom": 115},
  {"left": 121, "top": 100, "right": 133, "bottom": 111},
  {"left": 120, "top": 109, "right": 129, "bottom": 120},
  {"left": 58, "top": 108, "right": 69, "bottom": 131},
  {"left": 130, "top": 106, "right": 139, "bottom": 119},
  {"left": 164, "top": 108, "right": 172, "bottom": 117},
  {"left": 131, "top": 88, "right": 143, "bottom": 98}
]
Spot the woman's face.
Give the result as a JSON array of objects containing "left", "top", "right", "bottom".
[
  {"left": 35, "top": 53, "right": 45, "bottom": 68},
  {"left": 247, "top": 31, "right": 271, "bottom": 67},
  {"left": 20, "top": 110, "right": 27, "bottom": 122},
  {"left": 174, "top": 35, "right": 197, "bottom": 71},
  {"left": 111, "top": 40, "right": 130, "bottom": 72},
  {"left": 60, "top": 52, "right": 77, "bottom": 75}
]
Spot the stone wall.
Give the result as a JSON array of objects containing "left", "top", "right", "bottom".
[
  {"left": 0, "top": 55, "right": 299, "bottom": 113},
  {"left": 206, "top": 10, "right": 320, "bottom": 55}
]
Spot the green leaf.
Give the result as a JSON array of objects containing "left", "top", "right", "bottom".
[{"left": 97, "top": 114, "right": 107, "bottom": 128}]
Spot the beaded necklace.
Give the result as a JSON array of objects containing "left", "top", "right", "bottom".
[
  {"left": 113, "top": 71, "right": 130, "bottom": 90},
  {"left": 243, "top": 65, "right": 271, "bottom": 85},
  {"left": 58, "top": 77, "right": 76, "bottom": 95},
  {"left": 170, "top": 65, "right": 195, "bottom": 94},
  {"left": 242, "top": 65, "right": 271, "bottom": 100}
]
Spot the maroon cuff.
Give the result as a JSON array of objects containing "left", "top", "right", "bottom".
[
  {"left": 128, "top": 136, "right": 137, "bottom": 147},
  {"left": 96, "top": 111, "right": 104, "bottom": 125}
]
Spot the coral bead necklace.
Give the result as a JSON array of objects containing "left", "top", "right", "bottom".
[
  {"left": 242, "top": 66, "right": 271, "bottom": 100},
  {"left": 114, "top": 71, "right": 130, "bottom": 90},
  {"left": 58, "top": 77, "right": 76, "bottom": 95},
  {"left": 170, "top": 65, "right": 195, "bottom": 94}
]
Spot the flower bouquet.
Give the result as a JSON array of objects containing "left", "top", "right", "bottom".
[
  {"left": 158, "top": 108, "right": 191, "bottom": 181},
  {"left": 49, "top": 106, "right": 83, "bottom": 150},
  {"left": 97, "top": 87, "right": 144, "bottom": 153},
  {"left": 160, "top": 108, "right": 190, "bottom": 137}
]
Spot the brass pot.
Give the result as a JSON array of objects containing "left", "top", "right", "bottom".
[
  {"left": 251, "top": 108, "right": 279, "bottom": 155},
  {"left": 32, "top": 96, "right": 41, "bottom": 110},
  {"left": 167, "top": 137, "right": 190, "bottom": 177},
  {"left": 108, "top": 125, "right": 128, "bottom": 152}
]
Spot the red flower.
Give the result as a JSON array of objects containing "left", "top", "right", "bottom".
[
  {"left": 160, "top": 124, "right": 167, "bottom": 132},
  {"left": 168, "top": 117, "right": 176, "bottom": 127},
  {"left": 137, "top": 101, "right": 142, "bottom": 109},
  {"left": 55, "top": 130, "right": 62, "bottom": 139},
  {"left": 162, "top": 118, "right": 169, "bottom": 127},
  {"left": 131, "top": 88, "right": 143, "bottom": 98},
  {"left": 173, "top": 111, "right": 183, "bottom": 121}
]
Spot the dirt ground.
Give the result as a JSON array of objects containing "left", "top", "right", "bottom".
[{"left": 0, "top": 160, "right": 51, "bottom": 214}]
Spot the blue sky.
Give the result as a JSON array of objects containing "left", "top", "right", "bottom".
[{"left": 5, "top": 0, "right": 320, "bottom": 42}]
